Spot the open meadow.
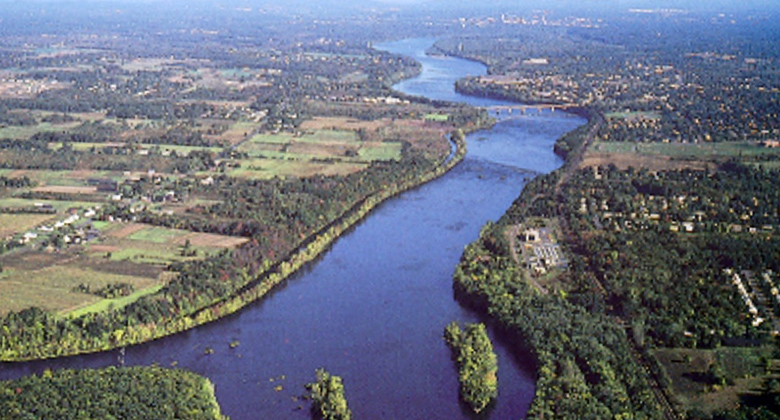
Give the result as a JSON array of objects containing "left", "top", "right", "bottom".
[{"left": 582, "top": 140, "right": 780, "bottom": 171}]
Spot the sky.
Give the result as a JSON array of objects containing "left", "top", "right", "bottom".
[{"left": 0, "top": 0, "right": 777, "bottom": 16}]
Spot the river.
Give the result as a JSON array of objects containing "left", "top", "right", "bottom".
[{"left": 0, "top": 38, "right": 584, "bottom": 419}]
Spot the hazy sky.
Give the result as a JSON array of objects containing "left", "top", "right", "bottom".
[{"left": 0, "top": 0, "right": 777, "bottom": 15}]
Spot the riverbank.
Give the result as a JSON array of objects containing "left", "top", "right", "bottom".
[
  {"left": 4, "top": 38, "right": 583, "bottom": 419},
  {"left": 0, "top": 126, "right": 470, "bottom": 362},
  {"left": 451, "top": 129, "right": 666, "bottom": 420}
]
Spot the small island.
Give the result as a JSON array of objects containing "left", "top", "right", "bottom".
[
  {"left": 443, "top": 321, "right": 499, "bottom": 413},
  {"left": 307, "top": 368, "right": 352, "bottom": 420}
]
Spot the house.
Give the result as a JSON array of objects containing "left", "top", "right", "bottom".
[
  {"left": 97, "top": 180, "right": 118, "bottom": 192},
  {"left": 22, "top": 232, "right": 38, "bottom": 243},
  {"left": 89, "top": 178, "right": 119, "bottom": 192},
  {"left": 523, "top": 228, "right": 541, "bottom": 242}
]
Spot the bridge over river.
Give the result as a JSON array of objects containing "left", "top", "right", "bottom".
[{"left": 486, "top": 103, "right": 578, "bottom": 114}]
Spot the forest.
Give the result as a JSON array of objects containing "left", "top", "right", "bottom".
[{"left": 0, "top": 366, "right": 226, "bottom": 419}]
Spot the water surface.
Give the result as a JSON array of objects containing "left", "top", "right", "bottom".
[{"left": 1, "top": 38, "right": 584, "bottom": 420}]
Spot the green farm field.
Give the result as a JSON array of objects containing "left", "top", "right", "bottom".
[
  {"left": 226, "top": 158, "right": 368, "bottom": 179},
  {"left": 230, "top": 128, "right": 402, "bottom": 178},
  {"left": 582, "top": 140, "right": 780, "bottom": 171},
  {"left": 96, "top": 223, "right": 248, "bottom": 264},
  {"left": 0, "top": 222, "right": 247, "bottom": 315},
  {"left": 0, "top": 261, "right": 159, "bottom": 315},
  {"left": 589, "top": 140, "right": 779, "bottom": 160},
  {"left": 49, "top": 142, "right": 224, "bottom": 156},
  {"left": 0, "top": 197, "right": 96, "bottom": 211},
  {"left": 237, "top": 130, "right": 401, "bottom": 160},
  {"left": 10, "top": 169, "right": 119, "bottom": 187},
  {"left": 0, "top": 121, "right": 82, "bottom": 140}
]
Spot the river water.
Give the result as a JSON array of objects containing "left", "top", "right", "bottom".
[{"left": 0, "top": 38, "right": 584, "bottom": 419}]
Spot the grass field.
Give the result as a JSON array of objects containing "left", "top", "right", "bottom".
[
  {"left": 299, "top": 116, "right": 389, "bottom": 131},
  {"left": 0, "top": 121, "right": 82, "bottom": 140},
  {"left": 9, "top": 169, "right": 118, "bottom": 187},
  {"left": 604, "top": 111, "right": 661, "bottom": 121},
  {"left": 0, "top": 263, "right": 158, "bottom": 315},
  {"left": 590, "top": 140, "right": 778, "bottom": 159},
  {"left": 582, "top": 140, "right": 780, "bottom": 171},
  {"left": 50, "top": 142, "right": 224, "bottom": 156},
  {"left": 96, "top": 223, "right": 248, "bottom": 264},
  {"left": 67, "top": 284, "right": 165, "bottom": 318},
  {"left": 226, "top": 158, "right": 368, "bottom": 179},
  {"left": 425, "top": 113, "right": 450, "bottom": 122},
  {"left": 128, "top": 226, "right": 188, "bottom": 244},
  {"left": 230, "top": 128, "right": 402, "bottom": 179},
  {"left": 0, "top": 197, "right": 95, "bottom": 212},
  {"left": 357, "top": 142, "right": 403, "bottom": 161}
]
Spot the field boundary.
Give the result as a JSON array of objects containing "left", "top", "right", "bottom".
[{"left": 1, "top": 131, "right": 468, "bottom": 361}]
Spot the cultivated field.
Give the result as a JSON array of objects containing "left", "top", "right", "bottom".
[
  {"left": 0, "top": 251, "right": 159, "bottom": 315},
  {"left": 0, "top": 88, "right": 455, "bottom": 322},
  {"left": 0, "top": 221, "right": 248, "bottom": 316},
  {"left": 94, "top": 223, "right": 248, "bottom": 265},
  {"left": 0, "top": 214, "right": 57, "bottom": 238},
  {"left": 229, "top": 127, "right": 404, "bottom": 179}
]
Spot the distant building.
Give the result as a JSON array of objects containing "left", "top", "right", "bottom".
[
  {"left": 523, "top": 228, "right": 540, "bottom": 242},
  {"left": 89, "top": 178, "right": 119, "bottom": 192}
]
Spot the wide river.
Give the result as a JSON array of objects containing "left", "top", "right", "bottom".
[{"left": 0, "top": 38, "right": 584, "bottom": 419}]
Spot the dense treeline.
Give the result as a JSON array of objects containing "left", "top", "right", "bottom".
[
  {"left": 0, "top": 143, "right": 195, "bottom": 172},
  {"left": 0, "top": 176, "right": 34, "bottom": 188},
  {"left": 452, "top": 114, "right": 779, "bottom": 418},
  {"left": 307, "top": 369, "right": 352, "bottom": 420},
  {"left": 454, "top": 219, "right": 663, "bottom": 419},
  {"left": 559, "top": 164, "right": 780, "bottom": 347},
  {"left": 443, "top": 322, "right": 498, "bottom": 413},
  {"left": 0, "top": 366, "right": 226, "bottom": 419},
  {"left": 450, "top": 96, "right": 665, "bottom": 417}
]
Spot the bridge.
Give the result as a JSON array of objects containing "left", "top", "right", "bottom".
[{"left": 485, "top": 104, "right": 577, "bottom": 114}]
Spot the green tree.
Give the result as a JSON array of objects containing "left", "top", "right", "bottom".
[
  {"left": 444, "top": 322, "right": 498, "bottom": 413},
  {"left": 307, "top": 369, "right": 351, "bottom": 420}
]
